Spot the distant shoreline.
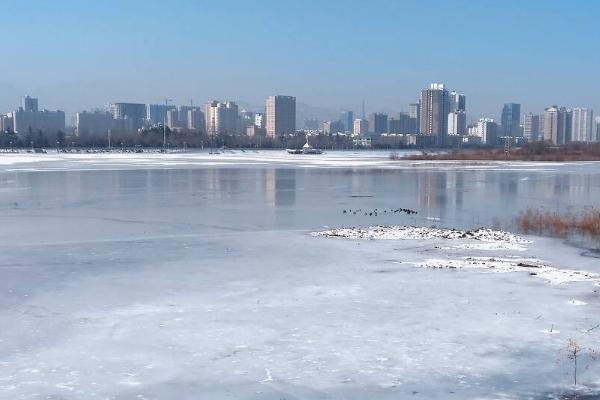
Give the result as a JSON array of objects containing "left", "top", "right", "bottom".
[{"left": 398, "top": 142, "right": 600, "bottom": 162}]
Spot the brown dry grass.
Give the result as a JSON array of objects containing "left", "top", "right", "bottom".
[
  {"left": 516, "top": 208, "right": 600, "bottom": 238},
  {"left": 403, "top": 142, "right": 600, "bottom": 161}
]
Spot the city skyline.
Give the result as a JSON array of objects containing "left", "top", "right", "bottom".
[{"left": 1, "top": 0, "right": 599, "bottom": 119}]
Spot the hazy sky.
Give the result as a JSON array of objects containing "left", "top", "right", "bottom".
[{"left": 1, "top": 0, "right": 599, "bottom": 121}]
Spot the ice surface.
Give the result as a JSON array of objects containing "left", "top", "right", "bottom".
[{"left": 0, "top": 152, "right": 600, "bottom": 399}]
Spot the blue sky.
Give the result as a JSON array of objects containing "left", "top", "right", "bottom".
[{"left": 1, "top": 0, "right": 598, "bottom": 121}]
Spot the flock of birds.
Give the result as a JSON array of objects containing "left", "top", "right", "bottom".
[{"left": 342, "top": 208, "right": 418, "bottom": 217}]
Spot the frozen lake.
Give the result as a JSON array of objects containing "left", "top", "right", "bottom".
[{"left": 1, "top": 151, "right": 600, "bottom": 399}]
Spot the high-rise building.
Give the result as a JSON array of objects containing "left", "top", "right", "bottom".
[
  {"left": 240, "top": 109, "right": 255, "bottom": 128},
  {"left": 388, "top": 112, "right": 412, "bottom": 134},
  {"left": 147, "top": 104, "right": 176, "bottom": 125},
  {"left": 205, "top": 101, "right": 239, "bottom": 135},
  {"left": 500, "top": 103, "right": 521, "bottom": 137},
  {"left": 447, "top": 110, "right": 467, "bottom": 136},
  {"left": 408, "top": 102, "right": 420, "bottom": 134},
  {"left": 323, "top": 120, "right": 344, "bottom": 135},
  {"left": 476, "top": 118, "right": 498, "bottom": 146},
  {"left": 76, "top": 111, "right": 113, "bottom": 138},
  {"left": 12, "top": 97, "right": 65, "bottom": 135},
  {"left": 543, "top": 106, "right": 572, "bottom": 145},
  {"left": 420, "top": 83, "right": 450, "bottom": 145},
  {"left": 595, "top": 116, "right": 600, "bottom": 142},
  {"left": 177, "top": 105, "right": 194, "bottom": 127},
  {"left": 353, "top": 118, "right": 369, "bottom": 136},
  {"left": 571, "top": 108, "right": 593, "bottom": 142},
  {"left": 21, "top": 96, "right": 38, "bottom": 112},
  {"left": 340, "top": 110, "right": 354, "bottom": 133},
  {"left": 255, "top": 113, "right": 266, "bottom": 129},
  {"left": 368, "top": 113, "right": 388, "bottom": 134},
  {"left": 166, "top": 109, "right": 179, "bottom": 129},
  {"left": 450, "top": 91, "right": 466, "bottom": 112},
  {"left": 523, "top": 113, "right": 541, "bottom": 142},
  {"left": 0, "top": 114, "right": 13, "bottom": 133},
  {"left": 266, "top": 95, "right": 296, "bottom": 137},
  {"left": 542, "top": 106, "right": 559, "bottom": 143},
  {"left": 187, "top": 108, "right": 205, "bottom": 132},
  {"left": 110, "top": 103, "right": 147, "bottom": 129}
]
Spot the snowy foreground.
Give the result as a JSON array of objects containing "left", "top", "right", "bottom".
[
  {"left": 1, "top": 154, "right": 600, "bottom": 399},
  {"left": 1, "top": 224, "right": 600, "bottom": 399}
]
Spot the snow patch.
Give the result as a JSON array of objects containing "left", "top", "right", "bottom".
[
  {"left": 314, "top": 225, "right": 531, "bottom": 245},
  {"left": 568, "top": 299, "right": 587, "bottom": 306},
  {"left": 412, "top": 257, "right": 600, "bottom": 285},
  {"left": 438, "top": 242, "right": 528, "bottom": 251}
]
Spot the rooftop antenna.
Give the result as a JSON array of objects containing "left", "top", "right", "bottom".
[{"left": 362, "top": 100, "right": 365, "bottom": 119}]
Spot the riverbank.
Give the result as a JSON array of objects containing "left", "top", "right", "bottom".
[
  {"left": 517, "top": 208, "right": 600, "bottom": 239},
  {"left": 401, "top": 142, "right": 600, "bottom": 162}
]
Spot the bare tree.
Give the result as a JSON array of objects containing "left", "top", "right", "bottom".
[{"left": 558, "top": 338, "right": 598, "bottom": 388}]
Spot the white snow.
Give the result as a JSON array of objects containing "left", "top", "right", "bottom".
[
  {"left": 411, "top": 256, "right": 600, "bottom": 285},
  {"left": 314, "top": 225, "right": 531, "bottom": 244}
]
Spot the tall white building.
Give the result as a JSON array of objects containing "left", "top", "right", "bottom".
[
  {"left": 476, "top": 118, "right": 498, "bottom": 145},
  {"left": 523, "top": 113, "right": 541, "bottom": 142},
  {"left": 353, "top": 118, "right": 368, "bottom": 136},
  {"left": 254, "top": 113, "right": 266, "bottom": 129},
  {"left": 571, "top": 107, "right": 593, "bottom": 142},
  {"left": 447, "top": 110, "right": 466, "bottom": 135},
  {"left": 266, "top": 95, "right": 296, "bottom": 137},
  {"left": 205, "top": 101, "right": 239, "bottom": 135},
  {"left": 543, "top": 106, "right": 572, "bottom": 145}
]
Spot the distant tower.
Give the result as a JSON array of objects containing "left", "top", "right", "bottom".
[
  {"left": 571, "top": 108, "right": 593, "bottom": 142},
  {"left": 523, "top": 113, "right": 541, "bottom": 142},
  {"left": 21, "top": 95, "right": 38, "bottom": 112},
  {"left": 543, "top": 106, "right": 572, "bottom": 145},
  {"left": 449, "top": 91, "right": 466, "bottom": 112},
  {"left": 340, "top": 110, "right": 354, "bottom": 133},
  {"left": 500, "top": 103, "right": 521, "bottom": 138},
  {"left": 266, "top": 95, "right": 296, "bottom": 137},
  {"left": 408, "top": 102, "right": 420, "bottom": 134},
  {"left": 420, "top": 83, "right": 450, "bottom": 145}
]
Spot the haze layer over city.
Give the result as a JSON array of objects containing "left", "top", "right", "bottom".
[{"left": 1, "top": 1, "right": 600, "bottom": 400}]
